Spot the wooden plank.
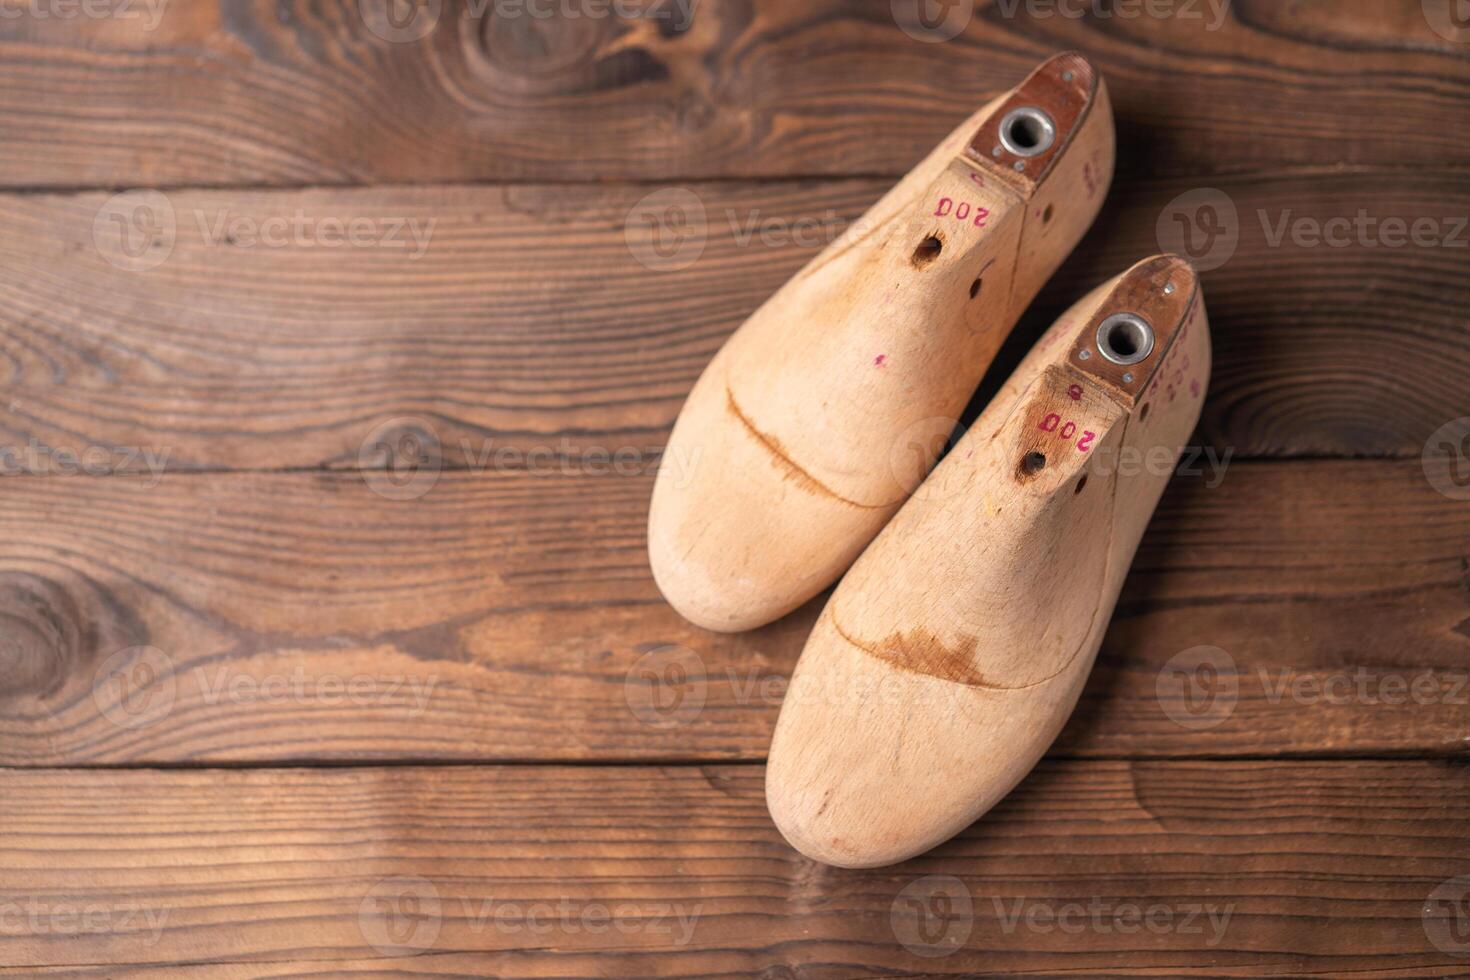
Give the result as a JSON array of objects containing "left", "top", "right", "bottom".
[
  {"left": 0, "top": 459, "right": 1465, "bottom": 766},
  {"left": 3, "top": 171, "right": 1467, "bottom": 466},
  {"left": 2, "top": 0, "right": 1469, "bottom": 186},
  {"left": 0, "top": 762, "right": 1466, "bottom": 975}
]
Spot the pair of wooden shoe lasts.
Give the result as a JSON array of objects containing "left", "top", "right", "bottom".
[{"left": 647, "top": 53, "right": 1212, "bottom": 868}]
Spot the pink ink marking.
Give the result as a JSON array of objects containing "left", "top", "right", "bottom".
[{"left": 874, "top": 354, "right": 887, "bottom": 367}]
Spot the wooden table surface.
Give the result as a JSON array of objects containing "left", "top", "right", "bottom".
[{"left": 2, "top": 0, "right": 1469, "bottom": 976}]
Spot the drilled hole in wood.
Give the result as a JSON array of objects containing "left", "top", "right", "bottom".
[
  {"left": 1074, "top": 474, "right": 1087, "bottom": 494},
  {"left": 1010, "top": 117, "right": 1043, "bottom": 149},
  {"left": 1042, "top": 204, "right": 1054, "bottom": 224},
  {"left": 1139, "top": 403, "right": 1151, "bottom": 422},
  {"left": 1020, "top": 451, "right": 1047, "bottom": 476},
  {"left": 969, "top": 277, "right": 983, "bottom": 299},
  {"left": 912, "top": 236, "right": 943, "bottom": 266}
]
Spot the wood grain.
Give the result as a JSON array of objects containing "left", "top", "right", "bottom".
[
  {"left": 647, "top": 54, "right": 1116, "bottom": 632},
  {"left": 764, "top": 256, "right": 1210, "bottom": 868},
  {"left": 2, "top": 170, "right": 1466, "bottom": 468},
  {"left": 1, "top": 0, "right": 1468, "bottom": 187},
  {"left": 0, "top": 459, "right": 1464, "bottom": 766},
  {"left": 0, "top": 761, "right": 1467, "bottom": 975}
]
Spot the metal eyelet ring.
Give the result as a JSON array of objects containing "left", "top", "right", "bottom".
[
  {"left": 1095, "top": 313, "right": 1155, "bottom": 366},
  {"left": 998, "top": 107, "right": 1057, "bottom": 158}
]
